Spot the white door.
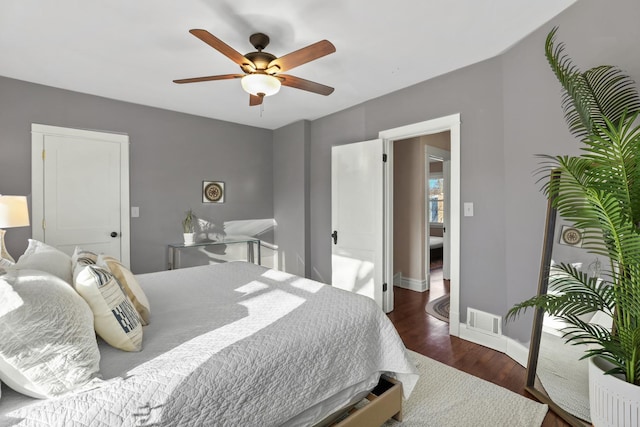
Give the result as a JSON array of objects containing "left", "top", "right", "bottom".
[
  {"left": 443, "top": 159, "right": 451, "bottom": 279},
  {"left": 31, "top": 124, "right": 130, "bottom": 266},
  {"left": 331, "top": 140, "right": 384, "bottom": 309}
]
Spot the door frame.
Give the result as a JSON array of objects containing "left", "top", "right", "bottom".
[
  {"left": 31, "top": 123, "right": 131, "bottom": 267},
  {"left": 425, "top": 145, "right": 451, "bottom": 286},
  {"left": 379, "top": 113, "right": 461, "bottom": 337}
]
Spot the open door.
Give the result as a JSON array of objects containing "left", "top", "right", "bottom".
[{"left": 331, "top": 139, "right": 384, "bottom": 310}]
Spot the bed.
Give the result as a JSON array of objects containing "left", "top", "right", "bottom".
[
  {"left": 429, "top": 236, "right": 444, "bottom": 269},
  {"left": 429, "top": 236, "right": 443, "bottom": 249},
  {"left": 0, "top": 260, "right": 419, "bottom": 426}
]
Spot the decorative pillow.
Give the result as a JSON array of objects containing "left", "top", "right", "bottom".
[
  {"left": 0, "top": 269, "right": 102, "bottom": 398},
  {"left": 74, "top": 265, "right": 143, "bottom": 352},
  {"left": 14, "top": 239, "right": 73, "bottom": 285},
  {"left": 71, "top": 247, "right": 99, "bottom": 283},
  {"left": 97, "top": 254, "right": 151, "bottom": 325},
  {"left": 0, "top": 257, "right": 13, "bottom": 268},
  {"left": 72, "top": 246, "right": 98, "bottom": 267}
]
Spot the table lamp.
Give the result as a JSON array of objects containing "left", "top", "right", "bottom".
[{"left": 0, "top": 195, "right": 30, "bottom": 263}]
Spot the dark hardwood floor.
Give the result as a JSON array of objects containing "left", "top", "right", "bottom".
[{"left": 386, "top": 268, "right": 568, "bottom": 427}]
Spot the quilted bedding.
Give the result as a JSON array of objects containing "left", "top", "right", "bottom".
[{"left": 0, "top": 262, "right": 418, "bottom": 426}]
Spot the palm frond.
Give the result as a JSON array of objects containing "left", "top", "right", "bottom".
[
  {"left": 545, "top": 27, "right": 640, "bottom": 140},
  {"left": 562, "top": 321, "right": 612, "bottom": 346},
  {"left": 506, "top": 263, "right": 613, "bottom": 321}
]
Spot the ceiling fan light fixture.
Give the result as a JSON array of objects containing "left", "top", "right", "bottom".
[{"left": 241, "top": 74, "right": 281, "bottom": 97}]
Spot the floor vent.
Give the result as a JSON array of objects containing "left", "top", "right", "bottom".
[{"left": 467, "top": 308, "right": 502, "bottom": 336}]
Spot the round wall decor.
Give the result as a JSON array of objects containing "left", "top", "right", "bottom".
[
  {"left": 202, "top": 181, "right": 225, "bottom": 203},
  {"left": 560, "top": 226, "right": 582, "bottom": 246}
]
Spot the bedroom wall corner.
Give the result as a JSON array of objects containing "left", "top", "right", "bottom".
[{"left": 273, "top": 120, "right": 310, "bottom": 277}]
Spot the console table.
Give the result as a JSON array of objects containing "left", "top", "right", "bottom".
[{"left": 168, "top": 236, "right": 261, "bottom": 270}]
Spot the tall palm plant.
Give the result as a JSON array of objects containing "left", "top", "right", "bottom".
[{"left": 507, "top": 27, "right": 640, "bottom": 385}]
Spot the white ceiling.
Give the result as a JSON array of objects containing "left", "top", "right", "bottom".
[{"left": 0, "top": 0, "right": 576, "bottom": 130}]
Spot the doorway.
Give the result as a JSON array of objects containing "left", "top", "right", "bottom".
[
  {"left": 380, "top": 114, "right": 461, "bottom": 337},
  {"left": 391, "top": 135, "right": 450, "bottom": 293}
]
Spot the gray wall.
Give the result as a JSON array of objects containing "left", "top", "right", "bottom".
[
  {"left": 0, "top": 76, "right": 273, "bottom": 274},
  {"left": 273, "top": 120, "right": 310, "bottom": 277},
  {"left": 304, "top": 0, "right": 640, "bottom": 343},
  {"left": 308, "top": 57, "right": 507, "bottom": 325},
  {"left": 501, "top": 0, "right": 640, "bottom": 341}
]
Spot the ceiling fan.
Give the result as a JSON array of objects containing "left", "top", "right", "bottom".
[{"left": 173, "top": 30, "right": 336, "bottom": 106}]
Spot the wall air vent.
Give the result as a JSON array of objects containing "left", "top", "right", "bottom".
[{"left": 467, "top": 307, "right": 502, "bottom": 336}]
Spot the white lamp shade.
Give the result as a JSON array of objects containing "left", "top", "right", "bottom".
[
  {"left": 0, "top": 196, "right": 30, "bottom": 228},
  {"left": 241, "top": 74, "right": 281, "bottom": 97}
]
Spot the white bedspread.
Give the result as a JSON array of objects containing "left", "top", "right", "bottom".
[
  {"left": 1, "top": 262, "right": 418, "bottom": 426},
  {"left": 429, "top": 236, "right": 443, "bottom": 249}
]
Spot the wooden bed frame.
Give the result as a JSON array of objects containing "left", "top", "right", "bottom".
[{"left": 320, "top": 376, "right": 403, "bottom": 427}]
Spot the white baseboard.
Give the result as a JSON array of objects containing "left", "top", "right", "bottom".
[
  {"left": 393, "top": 273, "right": 428, "bottom": 292},
  {"left": 459, "top": 324, "right": 507, "bottom": 352},
  {"left": 506, "top": 338, "right": 530, "bottom": 368},
  {"left": 393, "top": 272, "right": 402, "bottom": 287},
  {"left": 459, "top": 324, "right": 531, "bottom": 369}
]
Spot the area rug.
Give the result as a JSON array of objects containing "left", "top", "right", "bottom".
[
  {"left": 425, "top": 294, "right": 449, "bottom": 322},
  {"left": 383, "top": 351, "right": 548, "bottom": 426},
  {"left": 537, "top": 331, "right": 590, "bottom": 422}
]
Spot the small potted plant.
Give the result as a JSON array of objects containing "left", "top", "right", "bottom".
[{"left": 182, "top": 209, "right": 195, "bottom": 245}]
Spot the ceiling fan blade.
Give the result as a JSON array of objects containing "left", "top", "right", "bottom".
[
  {"left": 279, "top": 74, "right": 334, "bottom": 96},
  {"left": 268, "top": 40, "right": 335, "bottom": 73},
  {"left": 173, "top": 74, "right": 244, "bottom": 84},
  {"left": 189, "top": 29, "right": 255, "bottom": 70},
  {"left": 249, "top": 94, "right": 263, "bottom": 106}
]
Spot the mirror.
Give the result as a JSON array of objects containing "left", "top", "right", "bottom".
[{"left": 525, "top": 173, "right": 600, "bottom": 427}]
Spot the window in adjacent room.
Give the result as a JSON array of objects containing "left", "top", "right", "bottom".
[{"left": 429, "top": 174, "right": 444, "bottom": 224}]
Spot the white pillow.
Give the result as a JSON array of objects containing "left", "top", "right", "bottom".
[
  {"left": 15, "top": 239, "right": 72, "bottom": 285},
  {"left": 0, "top": 269, "right": 102, "bottom": 398},
  {"left": 74, "top": 265, "right": 143, "bottom": 352},
  {"left": 98, "top": 254, "right": 151, "bottom": 325}
]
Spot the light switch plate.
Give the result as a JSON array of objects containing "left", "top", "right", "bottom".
[
  {"left": 464, "top": 202, "right": 474, "bottom": 217},
  {"left": 131, "top": 206, "right": 140, "bottom": 218}
]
